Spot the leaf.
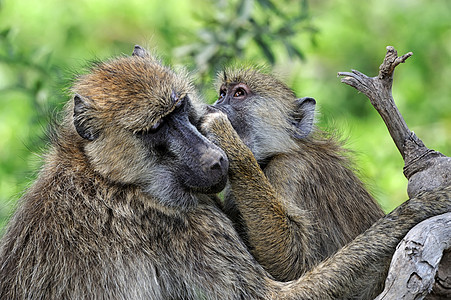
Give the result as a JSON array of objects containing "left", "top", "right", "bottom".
[
  {"left": 236, "top": 31, "right": 254, "bottom": 49},
  {"left": 195, "top": 43, "right": 219, "bottom": 70},
  {"left": 198, "top": 29, "right": 217, "bottom": 43},
  {"left": 173, "top": 43, "right": 201, "bottom": 58},
  {"left": 256, "top": 0, "right": 282, "bottom": 16},
  {"left": 254, "top": 36, "right": 275, "bottom": 64},
  {"left": 284, "top": 41, "right": 305, "bottom": 61},
  {"left": 237, "top": 0, "right": 254, "bottom": 21},
  {"left": 256, "top": 0, "right": 275, "bottom": 10},
  {"left": 0, "top": 27, "right": 10, "bottom": 38}
]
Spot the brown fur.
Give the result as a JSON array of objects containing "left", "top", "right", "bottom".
[{"left": 1, "top": 47, "right": 450, "bottom": 299}]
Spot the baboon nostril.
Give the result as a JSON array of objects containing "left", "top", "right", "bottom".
[
  {"left": 201, "top": 151, "right": 228, "bottom": 175},
  {"left": 213, "top": 155, "right": 228, "bottom": 171},
  {"left": 211, "top": 162, "right": 221, "bottom": 170}
]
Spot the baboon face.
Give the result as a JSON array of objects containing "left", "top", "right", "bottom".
[
  {"left": 213, "top": 68, "right": 316, "bottom": 162},
  {"left": 72, "top": 46, "right": 228, "bottom": 208}
]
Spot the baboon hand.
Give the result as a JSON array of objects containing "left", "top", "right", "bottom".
[
  {"left": 201, "top": 110, "right": 232, "bottom": 145},
  {"left": 201, "top": 109, "right": 250, "bottom": 159}
]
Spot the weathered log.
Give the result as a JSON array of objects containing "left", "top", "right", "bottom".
[{"left": 374, "top": 213, "right": 451, "bottom": 300}]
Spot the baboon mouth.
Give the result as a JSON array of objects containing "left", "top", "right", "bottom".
[
  {"left": 181, "top": 167, "right": 228, "bottom": 194},
  {"left": 189, "top": 179, "right": 228, "bottom": 194}
]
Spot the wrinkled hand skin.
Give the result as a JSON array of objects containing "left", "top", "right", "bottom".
[{"left": 201, "top": 111, "right": 255, "bottom": 174}]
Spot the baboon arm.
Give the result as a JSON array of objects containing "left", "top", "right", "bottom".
[{"left": 202, "top": 112, "right": 310, "bottom": 280}]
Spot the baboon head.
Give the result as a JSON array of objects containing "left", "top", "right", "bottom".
[
  {"left": 213, "top": 68, "right": 316, "bottom": 162},
  {"left": 71, "top": 45, "right": 228, "bottom": 208}
]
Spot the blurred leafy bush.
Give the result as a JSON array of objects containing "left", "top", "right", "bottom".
[{"left": 174, "top": 0, "right": 316, "bottom": 83}]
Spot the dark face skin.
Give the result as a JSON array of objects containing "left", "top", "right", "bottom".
[
  {"left": 74, "top": 44, "right": 231, "bottom": 209},
  {"left": 137, "top": 95, "right": 229, "bottom": 195},
  {"left": 212, "top": 78, "right": 317, "bottom": 165}
]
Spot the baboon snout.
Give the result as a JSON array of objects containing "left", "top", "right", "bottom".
[
  {"left": 184, "top": 147, "right": 229, "bottom": 193},
  {"left": 200, "top": 148, "right": 229, "bottom": 177}
]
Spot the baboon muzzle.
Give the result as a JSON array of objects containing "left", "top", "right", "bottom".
[
  {"left": 198, "top": 147, "right": 229, "bottom": 187},
  {"left": 169, "top": 114, "right": 229, "bottom": 194}
]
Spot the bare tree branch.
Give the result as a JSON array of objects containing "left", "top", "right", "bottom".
[
  {"left": 338, "top": 46, "right": 451, "bottom": 299},
  {"left": 338, "top": 46, "right": 450, "bottom": 199},
  {"left": 338, "top": 46, "right": 412, "bottom": 159}
]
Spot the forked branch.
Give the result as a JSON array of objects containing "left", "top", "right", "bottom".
[
  {"left": 337, "top": 46, "right": 412, "bottom": 159},
  {"left": 338, "top": 46, "right": 451, "bottom": 299},
  {"left": 338, "top": 46, "right": 450, "bottom": 199}
]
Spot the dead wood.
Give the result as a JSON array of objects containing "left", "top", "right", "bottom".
[
  {"left": 374, "top": 213, "right": 451, "bottom": 300},
  {"left": 338, "top": 46, "right": 450, "bottom": 199},
  {"left": 338, "top": 46, "right": 451, "bottom": 299}
]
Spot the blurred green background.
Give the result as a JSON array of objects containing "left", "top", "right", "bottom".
[{"left": 0, "top": 0, "right": 450, "bottom": 230}]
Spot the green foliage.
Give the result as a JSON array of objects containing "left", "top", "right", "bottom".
[
  {"left": 292, "top": 0, "right": 451, "bottom": 211},
  {"left": 0, "top": 0, "right": 450, "bottom": 230},
  {"left": 175, "top": 0, "right": 316, "bottom": 83},
  {"left": 0, "top": 26, "right": 63, "bottom": 229}
]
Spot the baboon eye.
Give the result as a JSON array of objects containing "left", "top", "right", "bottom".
[
  {"left": 218, "top": 89, "right": 226, "bottom": 101},
  {"left": 233, "top": 88, "right": 246, "bottom": 98},
  {"left": 136, "top": 119, "right": 164, "bottom": 136},
  {"left": 149, "top": 119, "right": 164, "bottom": 133}
]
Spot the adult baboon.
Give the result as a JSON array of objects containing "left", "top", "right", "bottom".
[{"left": 0, "top": 46, "right": 450, "bottom": 299}]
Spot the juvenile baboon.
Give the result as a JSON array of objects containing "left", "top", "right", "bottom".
[
  {"left": 0, "top": 46, "right": 450, "bottom": 300},
  {"left": 201, "top": 108, "right": 451, "bottom": 299},
  {"left": 207, "top": 68, "right": 386, "bottom": 280}
]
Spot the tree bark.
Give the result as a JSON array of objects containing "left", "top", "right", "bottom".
[
  {"left": 374, "top": 213, "right": 451, "bottom": 300},
  {"left": 338, "top": 46, "right": 451, "bottom": 299}
]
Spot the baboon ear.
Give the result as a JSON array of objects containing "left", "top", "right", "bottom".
[
  {"left": 290, "top": 97, "right": 316, "bottom": 139},
  {"left": 132, "top": 45, "right": 150, "bottom": 58},
  {"left": 73, "top": 94, "right": 99, "bottom": 141}
]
